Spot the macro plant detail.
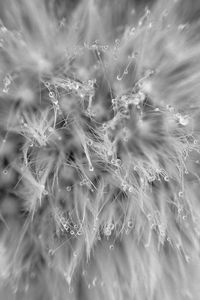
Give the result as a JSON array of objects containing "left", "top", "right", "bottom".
[{"left": 0, "top": 0, "right": 200, "bottom": 299}]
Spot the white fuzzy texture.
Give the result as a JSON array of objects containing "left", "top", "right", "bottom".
[{"left": 0, "top": 0, "right": 200, "bottom": 299}]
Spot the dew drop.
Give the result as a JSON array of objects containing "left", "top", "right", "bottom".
[
  {"left": 66, "top": 186, "right": 72, "bottom": 192},
  {"left": 48, "top": 127, "right": 54, "bottom": 132},
  {"left": 115, "top": 159, "right": 122, "bottom": 166},
  {"left": 178, "top": 191, "right": 183, "bottom": 198},
  {"left": 73, "top": 251, "right": 77, "bottom": 257},
  {"left": 87, "top": 140, "right": 93, "bottom": 146},
  {"left": 89, "top": 165, "right": 94, "bottom": 172},
  {"left": 130, "top": 27, "right": 136, "bottom": 35},
  {"left": 185, "top": 255, "right": 190, "bottom": 263},
  {"left": 102, "top": 45, "right": 109, "bottom": 52},
  {"left": 48, "top": 249, "right": 54, "bottom": 256},
  {"left": 117, "top": 75, "right": 123, "bottom": 81},
  {"left": 49, "top": 91, "right": 55, "bottom": 98},
  {"left": 147, "top": 214, "right": 152, "bottom": 220},
  {"left": 128, "top": 186, "right": 134, "bottom": 192},
  {"left": 109, "top": 244, "right": 114, "bottom": 250},
  {"left": 44, "top": 82, "right": 50, "bottom": 88},
  {"left": 178, "top": 24, "right": 187, "bottom": 31},
  {"left": 166, "top": 105, "right": 174, "bottom": 111},
  {"left": 179, "top": 115, "right": 189, "bottom": 126},
  {"left": 92, "top": 277, "right": 97, "bottom": 286},
  {"left": 128, "top": 220, "right": 134, "bottom": 229},
  {"left": 164, "top": 176, "right": 169, "bottom": 182},
  {"left": 43, "top": 189, "right": 48, "bottom": 195}
]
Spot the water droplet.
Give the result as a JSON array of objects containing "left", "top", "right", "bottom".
[
  {"left": 179, "top": 115, "right": 189, "bottom": 126},
  {"left": 166, "top": 105, "right": 174, "bottom": 112},
  {"left": 164, "top": 176, "right": 169, "bottom": 182},
  {"left": 89, "top": 165, "right": 94, "bottom": 172},
  {"left": 3, "top": 169, "right": 8, "bottom": 175},
  {"left": 104, "top": 228, "right": 111, "bottom": 236},
  {"left": 130, "top": 27, "right": 136, "bottom": 35},
  {"left": 48, "top": 249, "right": 54, "bottom": 256},
  {"left": 49, "top": 91, "right": 55, "bottom": 98},
  {"left": 112, "top": 98, "right": 117, "bottom": 105},
  {"left": 43, "top": 189, "right": 48, "bottom": 195},
  {"left": 44, "top": 81, "right": 50, "bottom": 88},
  {"left": 66, "top": 186, "right": 72, "bottom": 192},
  {"left": 178, "top": 191, "right": 183, "bottom": 198},
  {"left": 109, "top": 244, "right": 114, "bottom": 250},
  {"left": 128, "top": 220, "right": 134, "bottom": 229},
  {"left": 92, "top": 277, "right": 97, "bottom": 286},
  {"left": 128, "top": 186, "right": 134, "bottom": 192},
  {"left": 115, "top": 159, "right": 122, "bottom": 166},
  {"left": 117, "top": 74, "right": 123, "bottom": 81},
  {"left": 178, "top": 24, "right": 187, "bottom": 31},
  {"left": 102, "top": 45, "right": 109, "bottom": 52},
  {"left": 73, "top": 251, "right": 77, "bottom": 257},
  {"left": 87, "top": 140, "right": 93, "bottom": 146},
  {"left": 138, "top": 91, "right": 145, "bottom": 102},
  {"left": 53, "top": 100, "right": 59, "bottom": 105},
  {"left": 48, "top": 127, "right": 54, "bottom": 132},
  {"left": 70, "top": 230, "right": 74, "bottom": 235},
  {"left": 148, "top": 22, "right": 153, "bottom": 29},
  {"left": 185, "top": 255, "right": 190, "bottom": 263},
  {"left": 147, "top": 214, "right": 152, "bottom": 220}
]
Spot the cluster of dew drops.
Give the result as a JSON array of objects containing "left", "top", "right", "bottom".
[{"left": 0, "top": 6, "right": 200, "bottom": 295}]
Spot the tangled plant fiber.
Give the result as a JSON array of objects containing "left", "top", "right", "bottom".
[{"left": 0, "top": 0, "right": 200, "bottom": 299}]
